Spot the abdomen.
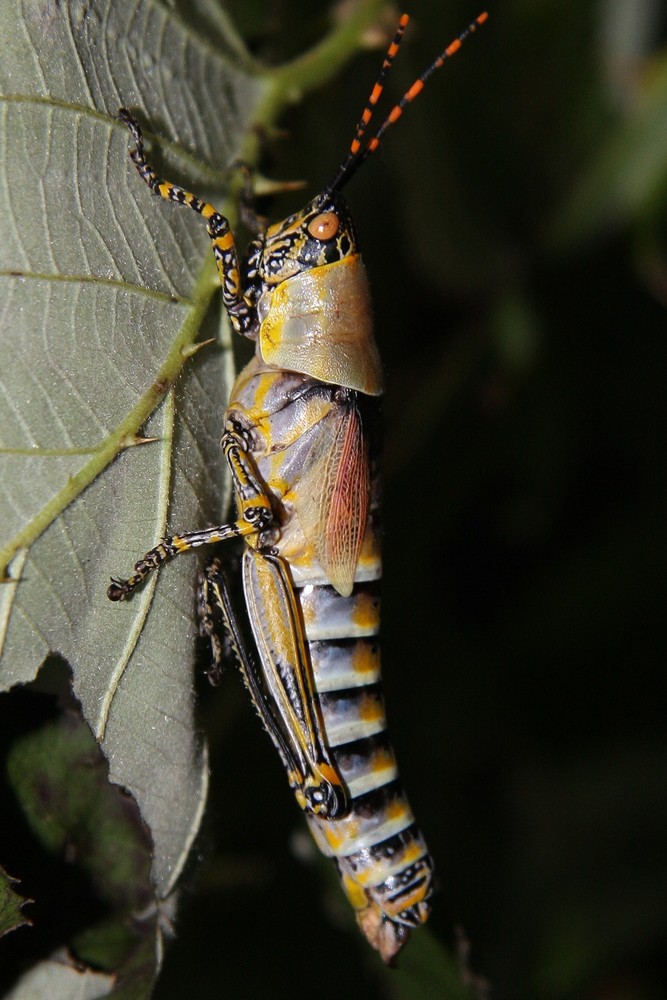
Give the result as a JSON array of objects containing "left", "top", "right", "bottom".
[{"left": 293, "top": 555, "right": 434, "bottom": 962}]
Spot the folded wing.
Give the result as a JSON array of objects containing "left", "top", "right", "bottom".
[{"left": 295, "top": 400, "right": 369, "bottom": 597}]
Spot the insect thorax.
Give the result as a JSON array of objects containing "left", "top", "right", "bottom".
[{"left": 240, "top": 190, "right": 382, "bottom": 396}]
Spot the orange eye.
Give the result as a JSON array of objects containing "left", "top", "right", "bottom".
[{"left": 307, "top": 211, "right": 339, "bottom": 241}]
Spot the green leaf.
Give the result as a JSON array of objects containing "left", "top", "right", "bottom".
[
  {"left": 549, "top": 49, "right": 667, "bottom": 248},
  {"left": 3, "top": 709, "right": 160, "bottom": 996},
  {"left": 384, "top": 928, "right": 486, "bottom": 1000},
  {"left": 0, "top": 0, "right": 268, "bottom": 897},
  {"left": 5, "top": 710, "right": 158, "bottom": 992},
  {"left": 7, "top": 715, "right": 153, "bottom": 908},
  {"left": 0, "top": 866, "right": 31, "bottom": 938}
]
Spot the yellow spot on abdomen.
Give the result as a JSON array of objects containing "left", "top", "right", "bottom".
[
  {"left": 341, "top": 872, "right": 368, "bottom": 911},
  {"left": 352, "top": 592, "right": 380, "bottom": 631},
  {"left": 388, "top": 881, "right": 429, "bottom": 915},
  {"left": 352, "top": 640, "right": 380, "bottom": 675},
  {"left": 320, "top": 817, "right": 360, "bottom": 852},
  {"left": 358, "top": 692, "right": 384, "bottom": 723},
  {"left": 358, "top": 527, "right": 381, "bottom": 566},
  {"left": 386, "top": 798, "right": 408, "bottom": 822},
  {"left": 400, "top": 840, "right": 425, "bottom": 865},
  {"left": 371, "top": 745, "right": 396, "bottom": 774}
]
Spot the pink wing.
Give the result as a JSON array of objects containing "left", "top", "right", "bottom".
[{"left": 294, "top": 402, "right": 369, "bottom": 597}]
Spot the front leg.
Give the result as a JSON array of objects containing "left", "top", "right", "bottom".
[
  {"left": 117, "top": 109, "right": 256, "bottom": 337},
  {"left": 108, "top": 430, "right": 274, "bottom": 601}
]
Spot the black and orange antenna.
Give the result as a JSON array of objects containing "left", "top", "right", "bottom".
[{"left": 329, "top": 10, "right": 488, "bottom": 193}]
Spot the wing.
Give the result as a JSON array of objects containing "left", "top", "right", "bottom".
[{"left": 294, "top": 399, "right": 369, "bottom": 597}]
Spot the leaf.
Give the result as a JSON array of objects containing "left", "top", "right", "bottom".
[
  {"left": 5, "top": 955, "right": 115, "bottom": 1000},
  {"left": 386, "top": 928, "right": 488, "bottom": 1000},
  {"left": 6, "top": 714, "right": 153, "bottom": 908},
  {"left": 0, "top": 866, "right": 31, "bottom": 938},
  {"left": 0, "top": 0, "right": 267, "bottom": 899},
  {"left": 4, "top": 709, "right": 159, "bottom": 995},
  {"left": 549, "top": 49, "right": 667, "bottom": 248}
]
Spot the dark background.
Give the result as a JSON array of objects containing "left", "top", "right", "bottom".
[
  {"left": 2, "top": 2, "right": 665, "bottom": 998},
  {"left": 155, "top": 2, "right": 667, "bottom": 997}
]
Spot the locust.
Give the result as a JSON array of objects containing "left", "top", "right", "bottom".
[{"left": 109, "top": 11, "right": 487, "bottom": 963}]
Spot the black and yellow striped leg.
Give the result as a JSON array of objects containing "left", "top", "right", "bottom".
[
  {"left": 117, "top": 108, "right": 255, "bottom": 336},
  {"left": 108, "top": 430, "right": 275, "bottom": 601},
  {"left": 222, "top": 428, "right": 275, "bottom": 530},
  {"left": 197, "top": 557, "right": 235, "bottom": 686}
]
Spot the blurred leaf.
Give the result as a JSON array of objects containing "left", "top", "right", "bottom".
[
  {"left": 386, "top": 927, "right": 487, "bottom": 1000},
  {"left": 5, "top": 709, "right": 158, "bottom": 992},
  {"left": 550, "top": 48, "right": 667, "bottom": 248},
  {"left": 6, "top": 714, "right": 153, "bottom": 909},
  {"left": 5, "top": 957, "right": 114, "bottom": 1000}
]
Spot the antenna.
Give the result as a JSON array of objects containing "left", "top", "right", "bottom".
[{"left": 329, "top": 11, "right": 488, "bottom": 193}]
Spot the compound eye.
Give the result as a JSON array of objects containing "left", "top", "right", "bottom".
[{"left": 307, "top": 211, "right": 339, "bottom": 241}]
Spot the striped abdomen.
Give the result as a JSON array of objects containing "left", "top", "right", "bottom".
[{"left": 294, "top": 571, "right": 434, "bottom": 963}]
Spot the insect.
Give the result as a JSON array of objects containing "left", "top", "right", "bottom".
[{"left": 109, "top": 10, "right": 487, "bottom": 964}]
